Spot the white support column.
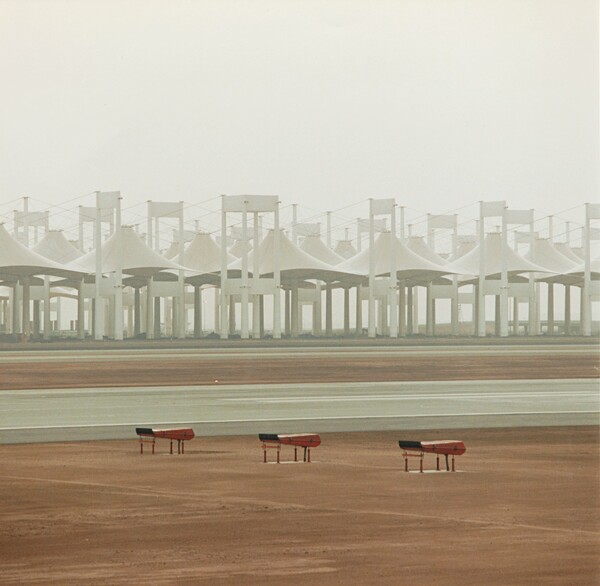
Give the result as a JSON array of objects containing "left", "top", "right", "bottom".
[
  {"left": 43, "top": 276, "right": 51, "bottom": 340},
  {"left": 425, "top": 284, "right": 433, "bottom": 336},
  {"left": 477, "top": 203, "right": 486, "bottom": 337},
  {"left": 367, "top": 204, "right": 376, "bottom": 338},
  {"left": 325, "top": 283, "right": 333, "bottom": 336},
  {"left": 240, "top": 201, "right": 249, "bottom": 339},
  {"left": 273, "top": 205, "right": 282, "bottom": 339},
  {"left": 252, "top": 212, "right": 261, "bottom": 339},
  {"left": 291, "top": 282, "right": 299, "bottom": 338},
  {"left": 500, "top": 207, "right": 509, "bottom": 337},
  {"left": 77, "top": 278, "right": 85, "bottom": 340},
  {"left": 389, "top": 205, "right": 398, "bottom": 338},
  {"left": 146, "top": 277, "right": 154, "bottom": 339},
  {"left": 398, "top": 284, "right": 406, "bottom": 337},
  {"left": 355, "top": 284, "right": 362, "bottom": 335},
  {"left": 513, "top": 297, "right": 519, "bottom": 335},
  {"left": 177, "top": 201, "right": 185, "bottom": 338},
  {"left": 114, "top": 195, "right": 124, "bottom": 341},
  {"left": 406, "top": 286, "right": 413, "bottom": 335},
  {"left": 582, "top": 202, "right": 598, "bottom": 336},
  {"left": 220, "top": 195, "right": 228, "bottom": 339},
  {"left": 214, "top": 286, "right": 220, "bottom": 333},
  {"left": 343, "top": 287, "right": 350, "bottom": 335},
  {"left": 22, "top": 276, "right": 30, "bottom": 338},
  {"left": 451, "top": 214, "right": 459, "bottom": 336},
  {"left": 313, "top": 282, "right": 322, "bottom": 336},
  {"left": 94, "top": 191, "right": 103, "bottom": 340},
  {"left": 528, "top": 220, "right": 536, "bottom": 336}
]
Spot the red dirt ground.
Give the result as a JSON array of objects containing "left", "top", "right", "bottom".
[
  {"left": 0, "top": 427, "right": 598, "bottom": 585},
  {"left": 1, "top": 352, "right": 597, "bottom": 390},
  {"left": 1, "top": 346, "right": 598, "bottom": 583}
]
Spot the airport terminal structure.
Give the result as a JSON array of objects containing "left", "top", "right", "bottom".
[{"left": 0, "top": 193, "right": 598, "bottom": 342}]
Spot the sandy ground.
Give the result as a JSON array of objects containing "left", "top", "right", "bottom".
[
  {"left": 0, "top": 427, "right": 598, "bottom": 585},
  {"left": 1, "top": 344, "right": 598, "bottom": 583},
  {"left": 1, "top": 352, "right": 598, "bottom": 390}
]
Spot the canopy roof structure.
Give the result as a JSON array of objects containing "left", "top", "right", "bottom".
[
  {"left": 180, "top": 232, "right": 235, "bottom": 286},
  {"left": 74, "top": 225, "right": 185, "bottom": 277},
  {"left": 554, "top": 242, "right": 585, "bottom": 265},
  {"left": 0, "top": 224, "right": 84, "bottom": 281},
  {"left": 32, "top": 230, "right": 83, "bottom": 264},
  {"left": 229, "top": 239, "right": 252, "bottom": 258},
  {"left": 525, "top": 238, "right": 578, "bottom": 275},
  {"left": 448, "top": 238, "right": 477, "bottom": 262},
  {"left": 450, "top": 232, "right": 548, "bottom": 281},
  {"left": 540, "top": 255, "right": 600, "bottom": 285},
  {"left": 337, "top": 231, "right": 452, "bottom": 281},
  {"left": 406, "top": 236, "right": 448, "bottom": 266},
  {"left": 230, "top": 229, "right": 361, "bottom": 283},
  {"left": 334, "top": 239, "right": 357, "bottom": 259},
  {"left": 299, "top": 234, "right": 345, "bottom": 266},
  {"left": 183, "top": 232, "right": 234, "bottom": 274},
  {"left": 162, "top": 240, "right": 179, "bottom": 260}
]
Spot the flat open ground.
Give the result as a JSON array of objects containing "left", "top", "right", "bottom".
[
  {"left": 0, "top": 341, "right": 598, "bottom": 584},
  {"left": 0, "top": 427, "right": 598, "bottom": 585}
]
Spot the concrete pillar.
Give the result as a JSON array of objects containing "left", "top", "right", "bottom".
[
  {"left": 229, "top": 296, "right": 236, "bottom": 335},
  {"left": 154, "top": 296, "right": 161, "bottom": 338},
  {"left": 398, "top": 285, "right": 406, "bottom": 337},
  {"left": 451, "top": 278, "right": 459, "bottom": 336},
  {"left": 547, "top": 284, "right": 555, "bottom": 335},
  {"left": 355, "top": 285, "right": 362, "bottom": 336},
  {"left": 33, "top": 300, "right": 40, "bottom": 337},
  {"left": 77, "top": 279, "right": 85, "bottom": 340},
  {"left": 145, "top": 278, "right": 154, "bottom": 339},
  {"left": 259, "top": 295, "right": 265, "bottom": 338},
  {"left": 194, "top": 286, "right": 202, "bottom": 338},
  {"left": 494, "top": 295, "right": 501, "bottom": 336},
  {"left": 134, "top": 287, "right": 141, "bottom": 337},
  {"left": 564, "top": 285, "right": 571, "bottom": 335},
  {"left": 283, "top": 289, "right": 292, "bottom": 336},
  {"left": 325, "top": 283, "right": 333, "bottom": 336},
  {"left": 425, "top": 284, "right": 433, "bottom": 336},
  {"left": 343, "top": 287, "right": 350, "bottom": 336},
  {"left": 22, "top": 277, "right": 31, "bottom": 338},
  {"left": 291, "top": 284, "right": 299, "bottom": 338},
  {"left": 313, "top": 283, "right": 322, "bottom": 336},
  {"left": 406, "top": 286, "right": 414, "bottom": 335}
]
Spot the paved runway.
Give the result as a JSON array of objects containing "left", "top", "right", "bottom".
[
  {"left": 0, "top": 379, "right": 597, "bottom": 443},
  {"left": 0, "top": 344, "right": 595, "bottom": 363}
]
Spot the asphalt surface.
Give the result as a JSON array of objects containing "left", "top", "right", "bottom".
[
  {"left": 0, "top": 343, "right": 595, "bottom": 363},
  {"left": 1, "top": 379, "right": 597, "bottom": 443}
]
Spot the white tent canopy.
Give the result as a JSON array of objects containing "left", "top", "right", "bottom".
[
  {"left": 0, "top": 224, "right": 83, "bottom": 280},
  {"left": 554, "top": 242, "right": 585, "bottom": 265},
  {"left": 183, "top": 232, "right": 234, "bottom": 275},
  {"left": 450, "top": 232, "right": 548, "bottom": 281},
  {"left": 526, "top": 238, "right": 578, "bottom": 275},
  {"left": 338, "top": 231, "right": 452, "bottom": 281},
  {"left": 407, "top": 236, "right": 448, "bottom": 266},
  {"left": 74, "top": 225, "right": 186, "bottom": 277},
  {"left": 32, "top": 230, "right": 83, "bottom": 264},
  {"left": 230, "top": 229, "right": 361, "bottom": 282},
  {"left": 299, "top": 234, "right": 345, "bottom": 266},
  {"left": 334, "top": 239, "right": 357, "bottom": 259}
]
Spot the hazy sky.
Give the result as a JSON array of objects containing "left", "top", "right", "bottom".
[{"left": 0, "top": 0, "right": 598, "bottom": 237}]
